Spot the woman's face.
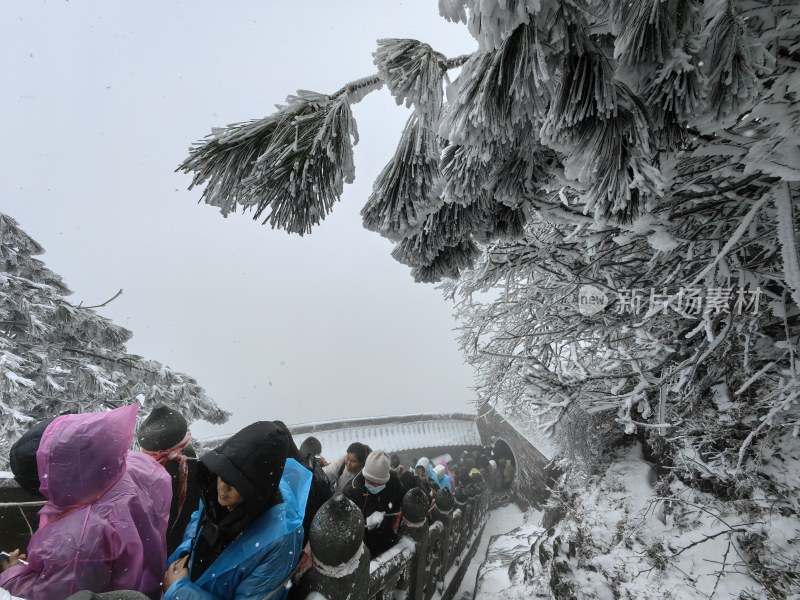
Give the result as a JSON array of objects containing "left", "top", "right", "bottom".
[
  {"left": 416, "top": 466, "right": 426, "bottom": 478},
  {"left": 345, "top": 452, "right": 363, "bottom": 473},
  {"left": 216, "top": 477, "right": 244, "bottom": 510}
]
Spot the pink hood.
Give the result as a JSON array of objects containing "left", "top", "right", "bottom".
[
  {"left": 38, "top": 403, "right": 137, "bottom": 516},
  {"left": 0, "top": 404, "right": 171, "bottom": 599}
]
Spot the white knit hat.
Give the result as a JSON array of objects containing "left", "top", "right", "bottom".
[
  {"left": 433, "top": 464, "right": 446, "bottom": 479},
  {"left": 362, "top": 450, "right": 391, "bottom": 485}
]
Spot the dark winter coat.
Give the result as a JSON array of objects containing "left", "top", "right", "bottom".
[
  {"left": 159, "top": 446, "right": 201, "bottom": 556},
  {"left": 164, "top": 459, "right": 311, "bottom": 600},
  {"left": 343, "top": 471, "right": 406, "bottom": 558},
  {"left": 163, "top": 421, "right": 312, "bottom": 600},
  {"left": 188, "top": 421, "right": 289, "bottom": 582},
  {"left": 299, "top": 452, "right": 334, "bottom": 545}
]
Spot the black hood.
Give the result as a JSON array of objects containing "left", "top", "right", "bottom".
[
  {"left": 199, "top": 420, "right": 288, "bottom": 509},
  {"left": 10, "top": 417, "right": 56, "bottom": 497},
  {"left": 137, "top": 404, "right": 188, "bottom": 451},
  {"left": 273, "top": 420, "right": 302, "bottom": 462},
  {"left": 190, "top": 421, "right": 289, "bottom": 582}
]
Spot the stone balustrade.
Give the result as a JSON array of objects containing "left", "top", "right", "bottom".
[{"left": 295, "top": 485, "right": 491, "bottom": 600}]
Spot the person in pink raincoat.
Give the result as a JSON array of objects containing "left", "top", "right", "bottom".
[{"left": 0, "top": 404, "right": 172, "bottom": 600}]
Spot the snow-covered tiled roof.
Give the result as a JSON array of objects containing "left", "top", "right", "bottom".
[{"left": 290, "top": 418, "right": 481, "bottom": 459}]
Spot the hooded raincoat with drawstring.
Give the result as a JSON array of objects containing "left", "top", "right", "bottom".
[{"left": 0, "top": 404, "right": 172, "bottom": 600}]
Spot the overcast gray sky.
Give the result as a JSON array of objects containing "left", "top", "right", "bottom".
[{"left": 1, "top": 1, "right": 479, "bottom": 439}]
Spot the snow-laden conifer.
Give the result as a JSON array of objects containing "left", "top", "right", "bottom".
[
  {"left": 439, "top": 0, "right": 541, "bottom": 51},
  {"left": 0, "top": 213, "right": 227, "bottom": 467},
  {"left": 703, "top": 0, "right": 767, "bottom": 121},
  {"left": 438, "top": 22, "right": 549, "bottom": 147},
  {"left": 391, "top": 199, "right": 484, "bottom": 268},
  {"left": 614, "top": 0, "right": 677, "bottom": 69},
  {"left": 178, "top": 1, "right": 800, "bottom": 594}
]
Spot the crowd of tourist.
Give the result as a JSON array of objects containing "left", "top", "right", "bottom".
[{"left": 0, "top": 405, "right": 514, "bottom": 600}]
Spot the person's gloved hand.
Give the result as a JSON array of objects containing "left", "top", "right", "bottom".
[{"left": 365, "top": 511, "right": 385, "bottom": 530}]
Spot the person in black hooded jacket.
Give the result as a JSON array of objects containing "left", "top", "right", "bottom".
[
  {"left": 9, "top": 417, "right": 56, "bottom": 498},
  {"left": 137, "top": 405, "right": 200, "bottom": 556},
  {"left": 162, "top": 421, "right": 311, "bottom": 600},
  {"left": 4, "top": 417, "right": 56, "bottom": 560},
  {"left": 343, "top": 450, "right": 407, "bottom": 559}
]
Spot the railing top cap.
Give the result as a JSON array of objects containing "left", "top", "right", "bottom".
[
  {"left": 310, "top": 493, "right": 364, "bottom": 566},
  {"left": 401, "top": 487, "right": 430, "bottom": 524}
]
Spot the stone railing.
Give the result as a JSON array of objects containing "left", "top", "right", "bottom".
[
  {"left": 0, "top": 477, "right": 44, "bottom": 552},
  {"left": 294, "top": 485, "right": 491, "bottom": 600}
]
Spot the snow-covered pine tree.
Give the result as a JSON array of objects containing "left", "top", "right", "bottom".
[
  {"left": 179, "top": 3, "right": 799, "bottom": 592},
  {"left": 0, "top": 213, "right": 228, "bottom": 468},
  {"left": 179, "top": 0, "right": 798, "bottom": 461}
]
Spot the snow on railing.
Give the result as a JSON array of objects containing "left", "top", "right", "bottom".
[
  {"left": 295, "top": 485, "right": 492, "bottom": 600},
  {"left": 196, "top": 413, "right": 483, "bottom": 459}
]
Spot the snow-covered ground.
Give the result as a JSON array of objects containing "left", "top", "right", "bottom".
[
  {"left": 456, "top": 441, "right": 800, "bottom": 599},
  {"left": 455, "top": 501, "right": 529, "bottom": 598}
]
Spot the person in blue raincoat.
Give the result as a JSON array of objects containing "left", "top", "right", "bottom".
[
  {"left": 162, "top": 421, "right": 312, "bottom": 600},
  {"left": 432, "top": 464, "right": 453, "bottom": 492}
]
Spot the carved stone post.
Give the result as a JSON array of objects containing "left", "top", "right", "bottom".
[
  {"left": 453, "top": 488, "right": 470, "bottom": 560},
  {"left": 399, "top": 487, "right": 430, "bottom": 600},
  {"left": 431, "top": 488, "right": 454, "bottom": 592},
  {"left": 293, "top": 493, "right": 371, "bottom": 600},
  {"left": 464, "top": 483, "right": 478, "bottom": 533}
]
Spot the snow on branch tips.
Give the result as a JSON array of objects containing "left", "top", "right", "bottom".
[
  {"left": 361, "top": 113, "right": 443, "bottom": 241},
  {"left": 373, "top": 39, "right": 448, "bottom": 127},
  {"left": 643, "top": 39, "right": 705, "bottom": 148},
  {"left": 703, "top": 1, "right": 767, "bottom": 122},
  {"left": 439, "top": 22, "right": 548, "bottom": 147},
  {"left": 411, "top": 239, "right": 481, "bottom": 283},
  {"left": 613, "top": 0, "right": 676, "bottom": 69},
  {"left": 179, "top": 91, "right": 360, "bottom": 235},
  {"left": 390, "top": 199, "right": 481, "bottom": 269},
  {"left": 446, "top": 0, "right": 542, "bottom": 51},
  {"left": 179, "top": 48, "right": 470, "bottom": 237}
]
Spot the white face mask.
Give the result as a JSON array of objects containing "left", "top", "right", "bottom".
[{"left": 365, "top": 483, "right": 386, "bottom": 494}]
